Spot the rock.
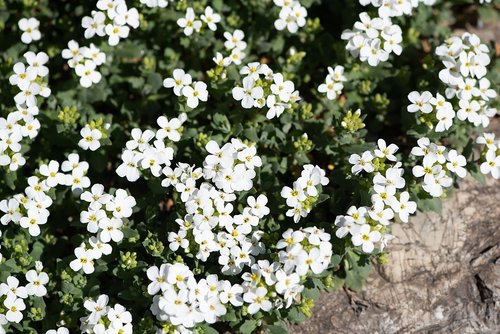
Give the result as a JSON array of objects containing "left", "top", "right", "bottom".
[{"left": 292, "top": 119, "right": 500, "bottom": 334}]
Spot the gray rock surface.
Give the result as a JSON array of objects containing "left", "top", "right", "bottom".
[
  {"left": 292, "top": 115, "right": 500, "bottom": 334},
  {"left": 292, "top": 175, "right": 499, "bottom": 334}
]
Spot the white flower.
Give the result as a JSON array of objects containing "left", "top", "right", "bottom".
[
  {"left": 24, "top": 51, "right": 49, "bottom": 77},
  {"left": 39, "top": 160, "right": 65, "bottom": 188},
  {"left": 140, "top": 0, "right": 168, "bottom": 7},
  {"left": 75, "top": 60, "right": 102, "bottom": 87},
  {"left": 61, "top": 153, "right": 89, "bottom": 173},
  {"left": 223, "top": 29, "right": 247, "bottom": 50},
  {"left": 389, "top": 191, "right": 417, "bottom": 223},
  {"left": 83, "top": 43, "right": 107, "bottom": 66},
  {"left": 480, "top": 150, "right": 500, "bottom": 179},
  {"left": 374, "top": 139, "right": 398, "bottom": 161},
  {"left": 446, "top": 150, "right": 467, "bottom": 178},
  {"left": 98, "top": 218, "right": 124, "bottom": 243},
  {"left": 295, "top": 248, "right": 324, "bottom": 275},
  {"left": 70, "top": 247, "right": 95, "bottom": 274},
  {"left": 25, "top": 270, "right": 49, "bottom": 297},
  {"left": 270, "top": 73, "right": 294, "bottom": 103},
  {"left": 14, "top": 82, "right": 40, "bottom": 107},
  {"left": 84, "top": 294, "right": 109, "bottom": 323},
  {"left": 62, "top": 40, "right": 83, "bottom": 64},
  {"left": 105, "top": 23, "right": 130, "bottom": 46},
  {"left": 201, "top": 6, "right": 221, "bottom": 31},
  {"left": 4, "top": 295, "right": 26, "bottom": 323},
  {"left": 477, "top": 78, "right": 497, "bottom": 101},
  {"left": 9, "top": 62, "right": 37, "bottom": 90},
  {"left": 232, "top": 77, "right": 264, "bottom": 109},
  {"left": 82, "top": 11, "right": 106, "bottom": 39},
  {"left": 177, "top": 7, "right": 202, "bottom": 36},
  {"left": 114, "top": 3, "right": 140, "bottom": 29},
  {"left": 318, "top": 76, "right": 343, "bottom": 100},
  {"left": 351, "top": 224, "right": 381, "bottom": 253},
  {"left": 168, "top": 230, "right": 189, "bottom": 251},
  {"left": 0, "top": 198, "right": 22, "bottom": 225},
  {"left": 156, "top": 116, "right": 182, "bottom": 142},
  {"left": 78, "top": 126, "right": 102, "bottom": 151},
  {"left": 281, "top": 184, "right": 306, "bottom": 207},
  {"left": 19, "top": 209, "right": 47, "bottom": 236},
  {"left": 246, "top": 195, "right": 270, "bottom": 218},
  {"left": 163, "top": 69, "right": 192, "bottom": 96},
  {"left": 126, "top": 128, "right": 155, "bottom": 151},
  {"left": 18, "top": 18, "right": 41, "bottom": 44},
  {"left": 0, "top": 276, "right": 28, "bottom": 299},
  {"left": 243, "top": 287, "right": 272, "bottom": 314},
  {"left": 349, "top": 151, "right": 375, "bottom": 174},
  {"left": 435, "top": 108, "right": 455, "bottom": 132},
  {"left": 106, "top": 189, "right": 136, "bottom": 219},
  {"left": 476, "top": 133, "right": 497, "bottom": 151},
  {"left": 360, "top": 39, "right": 389, "bottom": 66},
  {"left": 146, "top": 265, "right": 169, "bottom": 295},
  {"left": 228, "top": 48, "right": 246, "bottom": 65},
  {"left": 182, "top": 81, "right": 209, "bottom": 108},
  {"left": 407, "top": 91, "right": 433, "bottom": 113},
  {"left": 457, "top": 99, "right": 480, "bottom": 123},
  {"left": 45, "top": 328, "right": 70, "bottom": 334},
  {"left": 116, "top": 150, "right": 141, "bottom": 182}
]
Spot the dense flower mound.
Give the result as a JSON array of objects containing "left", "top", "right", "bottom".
[{"left": 0, "top": 0, "right": 498, "bottom": 333}]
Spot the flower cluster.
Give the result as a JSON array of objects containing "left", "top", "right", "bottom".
[
  {"left": 341, "top": 12, "right": 402, "bottom": 66},
  {"left": 70, "top": 186, "right": 136, "bottom": 274},
  {"left": 0, "top": 262, "right": 49, "bottom": 325},
  {"left": 148, "top": 226, "right": 333, "bottom": 331},
  {"left": 411, "top": 138, "right": 467, "bottom": 197},
  {"left": 140, "top": 0, "right": 169, "bottom": 8},
  {"left": 157, "top": 140, "right": 264, "bottom": 272},
  {"left": 18, "top": 17, "right": 41, "bottom": 44},
  {"left": 318, "top": 65, "right": 347, "bottom": 101},
  {"left": 343, "top": 0, "right": 437, "bottom": 66},
  {"left": 477, "top": 133, "right": 500, "bottom": 179},
  {"left": 342, "top": 139, "right": 416, "bottom": 252},
  {"left": 232, "top": 62, "right": 301, "bottom": 119},
  {"left": 116, "top": 113, "right": 186, "bottom": 182},
  {"left": 359, "top": 0, "right": 436, "bottom": 18},
  {"left": 1, "top": 154, "right": 91, "bottom": 240},
  {"left": 0, "top": 1, "right": 498, "bottom": 333},
  {"left": 177, "top": 6, "right": 221, "bottom": 36},
  {"left": 2, "top": 52, "right": 50, "bottom": 171},
  {"left": 213, "top": 29, "right": 248, "bottom": 68},
  {"left": 435, "top": 32, "right": 496, "bottom": 128},
  {"left": 163, "top": 70, "right": 209, "bottom": 109},
  {"left": 82, "top": 0, "right": 140, "bottom": 45},
  {"left": 62, "top": 41, "right": 106, "bottom": 88},
  {"left": 273, "top": 0, "right": 308, "bottom": 34},
  {"left": 79, "top": 294, "right": 133, "bottom": 333},
  {"left": 148, "top": 264, "right": 239, "bottom": 328},
  {"left": 281, "top": 165, "right": 329, "bottom": 223}
]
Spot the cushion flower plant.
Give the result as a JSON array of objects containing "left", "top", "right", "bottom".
[{"left": 0, "top": 0, "right": 497, "bottom": 333}]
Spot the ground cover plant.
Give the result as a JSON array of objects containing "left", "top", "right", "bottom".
[{"left": 0, "top": 0, "right": 498, "bottom": 333}]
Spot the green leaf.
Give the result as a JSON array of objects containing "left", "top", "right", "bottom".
[
  {"left": 417, "top": 196, "right": 442, "bottom": 214},
  {"left": 212, "top": 113, "right": 232, "bottom": 133},
  {"left": 239, "top": 319, "right": 259, "bottom": 334},
  {"left": 146, "top": 72, "right": 163, "bottom": 93},
  {"left": 265, "top": 324, "right": 289, "bottom": 334},
  {"left": 345, "top": 250, "right": 372, "bottom": 291},
  {"left": 199, "top": 324, "right": 219, "bottom": 334},
  {"left": 243, "top": 128, "right": 259, "bottom": 142},
  {"left": 287, "top": 307, "right": 306, "bottom": 324}
]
